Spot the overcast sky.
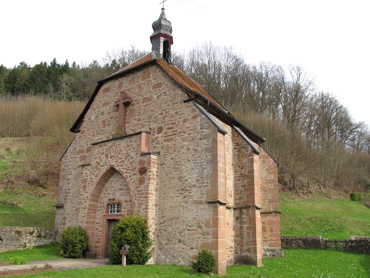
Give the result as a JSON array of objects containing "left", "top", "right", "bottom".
[{"left": 1, "top": 0, "right": 369, "bottom": 126}]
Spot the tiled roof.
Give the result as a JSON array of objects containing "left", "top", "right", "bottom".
[
  {"left": 155, "top": 57, "right": 224, "bottom": 110},
  {"left": 119, "top": 53, "right": 154, "bottom": 72}
]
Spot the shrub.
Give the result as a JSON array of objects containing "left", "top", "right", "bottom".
[
  {"left": 364, "top": 177, "right": 370, "bottom": 192},
  {"left": 191, "top": 248, "right": 216, "bottom": 274},
  {"left": 60, "top": 226, "right": 88, "bottom": 258},
  {"left": 109, "top": 215, "right": 152, "bottom": 265},
  {"left": 10, "top": 256, "right": 27, "bottom": 265},
  {"left": 350, "top": 193, "right": 370, "bottom": 201}
]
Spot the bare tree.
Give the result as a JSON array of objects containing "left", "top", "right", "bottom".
[
  {"left": 277, "top": 66, "right": 314, "bottom": 131},
  {"left": 103, "top": 46, "right": 148, "bottom": 71},
  {"left": 184, "top": 42, "right": 250, "bottom": 110},
  {"left": 247, "top": 62, "right": 281, "bottom": 117}
]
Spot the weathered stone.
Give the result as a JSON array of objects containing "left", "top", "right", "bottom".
[
  {"left": 282, "top": 236, "right": 370, "bottom": 254},
  {"left": 0, "top": 227, "right": 56, "bottom": 252},
  {"left": 348, "top": 237, "right": 370, "bottom": 254}
]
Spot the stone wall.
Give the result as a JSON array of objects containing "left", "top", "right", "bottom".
[
  {"left": 347, "top": 237, "right": 370, "bottom": 254},
  {"left": 232, "top": 130, "right": 262, "bottom": 266},
  {"left": 282, "top": 236, "right": 327, "bottom": 249},
  {"left": 0, "top": 227, "right": 56, "bottom": 252},
  {"left": 282, "top": 236, "right": 370, "bottom": 254},
  {"left": 259, "top": 148, "right": 282, "bottom": 258}
]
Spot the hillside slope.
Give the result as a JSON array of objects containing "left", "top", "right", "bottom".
[
  {"left": 0, "top": 137, "right": 59, "bottom": 228},
  {"left": 280, "top": 199, "right": 370, "bottom": 239}
]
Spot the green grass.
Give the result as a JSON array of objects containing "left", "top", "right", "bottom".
[
  {"left": 0, "top": 145, "right": 24, "bottom": 179},
  {"left": 0, "top": 244, "right": 61, "bottom": 262},
  {"left": 0, "top": 138, "right": 24, "bottom": 180},
  {"left": 227, "top": 249, "right": 370, "bottom": 278},
  {"left": 11, "top": 265, "right": 208, "bottom": 277},
  {"left": 7, "top": 249, "right": 370, "bottom": 277},
  {"left": 1, "top": 186, "right": 56, "bottom": 212},
  {"left": 9, "top": 256, "right": 27, "bottom": 265},
  {"left": 280, "top": 200, "right": 370, "bottom": 239},
  {"left": 0, "top": 202, "right": 25, "bottom": 213},
  {"left": 0, "top": 186, "right": 56, "bottom": 228},
  {"left": 0, "top": 211, "right": 55, "bottom": 228}
]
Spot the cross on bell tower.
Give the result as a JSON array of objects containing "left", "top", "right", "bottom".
[{"left": 160, "top": 0, "right": 167, "bottom": 9}]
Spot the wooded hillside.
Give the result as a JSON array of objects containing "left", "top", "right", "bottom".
[{"left": 0, "top": 44, "right": 369, "bottom": 194}]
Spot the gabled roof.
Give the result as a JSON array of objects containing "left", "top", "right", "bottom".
[
  {"left": 110, "top": 53, "right": 224, "bottom": 110},
  {"left": 70, "top": 52, "right": 266, "bottom": 144}
]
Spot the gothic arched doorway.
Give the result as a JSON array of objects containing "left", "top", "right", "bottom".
[{"left": 85, "top": 167, "right": 133, "bottom": 257}]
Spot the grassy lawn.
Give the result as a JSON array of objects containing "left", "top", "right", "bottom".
[
  {"left": 0, "top": 194, "right": 56, "bottom": 228},
  {"left": 0, "top": 186, "right": 56, "bottom": 212},
  {"left": 227, "top": 249, "right": 370, "bottom": 278},
  {"left": 0, "top": 244, "right": 61, "bottom": 263},
  {"left": 280, "top": 200, "right": 370, "bottom": 239},
  {"left": 0, "top": 139, "right": 25, "bottom": 179},
  {"left": 0, "top": 211, "right": 55, "bottom": 228},
  {"left": 3, "top": 249, "right": 369, "bottom": 277}
]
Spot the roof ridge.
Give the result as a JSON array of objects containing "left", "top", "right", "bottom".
[
  {"left": 154, "top": 56, "right": 225, "bottom": 110},
  {"left": 169, "top": 63, "right": 227, "bottom": 111},
  {"left": 119, "top": 53, "right": 155, "bottom": 73}
]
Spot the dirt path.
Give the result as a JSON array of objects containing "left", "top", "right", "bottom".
[{"left": 0, "top": 258, "right": 110, "bottom": 277}]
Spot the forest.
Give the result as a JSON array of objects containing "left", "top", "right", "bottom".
[{"left": 0, "top": 43, "right": 369, "bottom": 194}]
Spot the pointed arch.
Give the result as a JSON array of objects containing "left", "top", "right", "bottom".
[{"left": 85, "top": 166, "right": 133, "bottom": 255}]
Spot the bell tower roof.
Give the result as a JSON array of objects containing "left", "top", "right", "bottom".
[{"left": 151, "top": 8, "right": 172, "bottom": 37}]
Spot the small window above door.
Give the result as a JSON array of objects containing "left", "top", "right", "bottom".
[{"left": 108, "top": 203, "right": 121, "bottom": 214}]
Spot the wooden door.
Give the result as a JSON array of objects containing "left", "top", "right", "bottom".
[{"left": 107, "top": 219, "right": 118, "bottom": 257}]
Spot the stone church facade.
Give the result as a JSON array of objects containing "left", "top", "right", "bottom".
[{"left": 55, "top": 8, "right": 282, "bottom": 274}]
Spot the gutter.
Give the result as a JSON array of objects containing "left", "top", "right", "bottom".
[{"left": 192, "top": 92, "right": 266, "bottom": 144}]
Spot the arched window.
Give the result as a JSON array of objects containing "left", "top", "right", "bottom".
[{"left": 163, "top": 40, "right": 171, "bottom": 63}]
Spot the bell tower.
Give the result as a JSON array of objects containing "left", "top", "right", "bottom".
[{"left": 150, "top": 8, "right": 173, "bottom": 63}]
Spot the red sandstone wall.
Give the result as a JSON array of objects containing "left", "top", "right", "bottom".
[
  {"left": 55, "top": 138, "right": 83, "bottom": 234},
  {"left": 232, "top": 129, "right": 263, "bottom": 266},
  {"left": 148, "top": 76, "right": 216, "bottom": 266},
  {"left": 259, "top": 148, "right": 282, "bottom": 256}
]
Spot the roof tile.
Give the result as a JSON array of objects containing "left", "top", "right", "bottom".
[
  {"left": 155, "top": 57, "right": 224, "bottom": 110},
  {"left": 118, "top": 53, "right": 154, "bottom": 72}
]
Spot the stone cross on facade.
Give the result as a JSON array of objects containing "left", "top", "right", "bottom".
[{"left": 114, "top": 91, "right": 132, "bottom": 135}]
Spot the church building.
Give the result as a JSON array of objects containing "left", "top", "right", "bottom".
[{"left": 55, "top": 8, "right": 282, "bottom": 274}]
